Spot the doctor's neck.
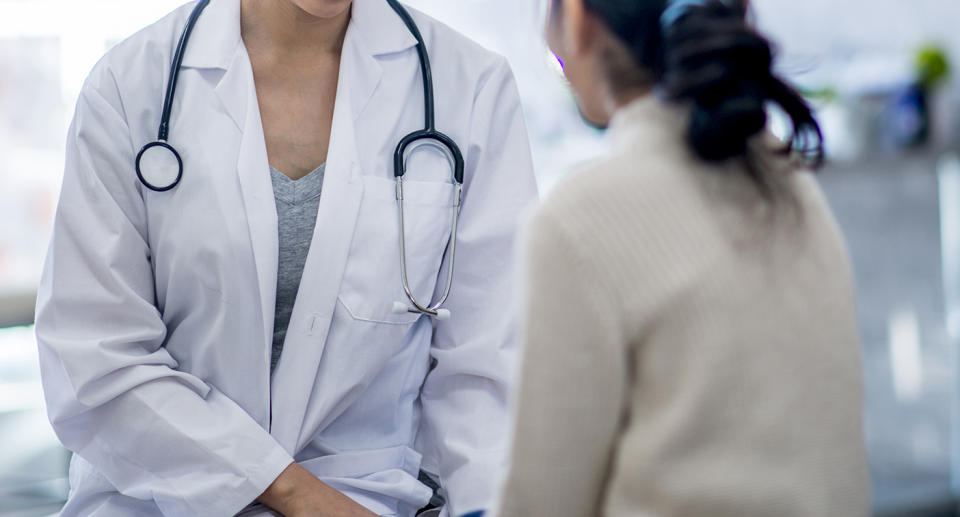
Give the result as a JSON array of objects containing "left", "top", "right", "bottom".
[{"left": 241, "top": 0, "right": 352, "bottom": 56}]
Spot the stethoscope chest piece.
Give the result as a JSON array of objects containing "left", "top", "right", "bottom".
[
  {"left": 135, "top": 0, "right": 208, "bottom": 193},
  {"left": 136, "top": 141, "right": 183, "bottom": 192}
]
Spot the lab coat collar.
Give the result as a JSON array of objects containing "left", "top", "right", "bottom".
[
  {"left": 180, "top": 0, "right": 241, "bottom": 71},
  {"left": 351, "top": 0, "right": 419, "bottom": 56},
  {"left": 181, "top": 0, "right": 418, "bottom": 70},
  {"left": 174, "top": 0, "right": 409, "bottom": 403},
  {"left": 189, "top": 2, "right": 374, "bottom": 413}
]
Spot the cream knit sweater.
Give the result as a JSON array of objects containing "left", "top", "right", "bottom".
[{"left": 494, "top": 97, "right": 871, "bottom": 517}]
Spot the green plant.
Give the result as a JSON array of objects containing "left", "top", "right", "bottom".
[
  {"left": 801, "top": 87, "right": 838, "bottom": 103},
  {"left": 916, "top": 44, "right": 951, "bottom": 89}
]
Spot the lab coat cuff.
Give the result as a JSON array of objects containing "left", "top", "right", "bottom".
[
  {"left": 222, "top": 445, "right": 294, "bottom": 517},
  {"left": 442, "top": 461, "right": 499, "bottom": 517}
]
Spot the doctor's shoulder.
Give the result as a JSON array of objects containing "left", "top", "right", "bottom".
[
  {"left": 75, "top": 3, "right": 193, "bottom": 127},
  {"left": 404, "top": 6, "right": 517, "bottom": 93}
]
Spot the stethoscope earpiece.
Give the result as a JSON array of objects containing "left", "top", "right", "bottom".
[{"left": 136, "top": 141, "right": 183, "bottom": 192}]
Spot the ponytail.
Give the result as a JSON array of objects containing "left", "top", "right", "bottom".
[{"left": 581, "top": 0, "right": 825, "bottom": 189}]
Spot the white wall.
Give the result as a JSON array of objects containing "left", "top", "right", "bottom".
[
  {"left": 753, "top": 0, "right": 960, "bottom": 91},
  {"left": 754, "top": 0, "right": 960, "bottom": 60}
]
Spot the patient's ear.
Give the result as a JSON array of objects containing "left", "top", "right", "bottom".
[
  {"left": 552, "top": 0, "right": 615, "bottom": 127},
  {"left": 558, "top": 0, "right": 601, "bottom": 57}
]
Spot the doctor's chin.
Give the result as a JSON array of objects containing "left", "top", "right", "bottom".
[{"left": 0, "top": 1, "right": 957, "bottom": 517}]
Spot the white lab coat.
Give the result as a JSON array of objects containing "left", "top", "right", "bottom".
[{"left": 34, "top": 0, "right": 537, "bottom": 515}]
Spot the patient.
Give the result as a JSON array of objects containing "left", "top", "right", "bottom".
[{"left": 494, "top": 0, "right": 871, "bottom": 516}]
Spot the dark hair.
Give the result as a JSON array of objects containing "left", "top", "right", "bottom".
[{"left": 565, "top": 0, "right": 824, "bottom": 191}]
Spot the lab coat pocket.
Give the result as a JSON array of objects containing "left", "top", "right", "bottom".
[{"left": 339, "top": 175, "right": 456, "bottom": 325}]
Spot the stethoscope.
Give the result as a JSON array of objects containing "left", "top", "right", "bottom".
[{"left": 135, "top": 0, "right": 464, "bottom": 320}]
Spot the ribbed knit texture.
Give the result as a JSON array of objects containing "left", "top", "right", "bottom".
[{"left": 495, "top": 97, "right": 871, "bottom": 517}]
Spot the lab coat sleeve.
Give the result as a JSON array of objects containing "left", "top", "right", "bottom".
[
  {"left": 493, "top": 210, "right": 627, "bottom": 517},
  {"left": 414, "top": 57, "right": 538, "bottom": 516},
  {"left": 35, "top": 67, "right": 293, "bottom": 517}
]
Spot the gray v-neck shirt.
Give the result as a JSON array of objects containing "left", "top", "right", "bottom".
[{"left": 270, "top": 164, "right": 325, "bottom": 372}]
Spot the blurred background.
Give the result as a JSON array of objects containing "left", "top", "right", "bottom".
[{"left": 0, "top": 0, "right": 958, "bottom": 515}]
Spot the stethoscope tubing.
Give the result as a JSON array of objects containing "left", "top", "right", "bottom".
[
  {"left": 385, "top": 0, "right": 434, "bottom": 131},
  {"left": 158, "top": 0, "right": 210, "bottom": 142},
  {"left": 385, "top": 0, "right": 464, "bottom": 319},
  {"left": 396, "top": 178, "right": 461, "bottom": 318},
  {"left": 140, "top": 0, "right": 464, "bottom": 319}
]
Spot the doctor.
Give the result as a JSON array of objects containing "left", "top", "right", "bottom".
[{"left": 34, "top": 0, "right": 537, "bottom": 515}]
